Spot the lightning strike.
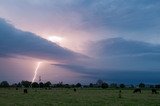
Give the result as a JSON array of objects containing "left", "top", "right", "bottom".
[{"left": 32, "top": 62, "right": 42, "bottom": 83}]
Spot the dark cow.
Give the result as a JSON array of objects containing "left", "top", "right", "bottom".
[
  {"left": 152, "top": 89, "right": 159, "bottom": 94},
  {"left": 119, "top": 90, "right": 122, "bottom": 98},
  {"left": 74, "top": 88, "right": 76, "bottom": 92},
  {"left": 133, "top": 88, "right": 141, "bottom": 93},
  {"left": 23, "top": 89, "right": 28, "bottom": 94}
]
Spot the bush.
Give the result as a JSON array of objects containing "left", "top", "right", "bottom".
[
  {"left": 120, "top": 84, "right": 125, "bottom": 88},
  {"left": 101, "top": 82, "right": 109, "bottom": 89},
  {"left": 0, "top": 81, "right": 9, "bottom": 87},
  {"left": 139, "top": 83, "right": 145, "bottom": 88}
]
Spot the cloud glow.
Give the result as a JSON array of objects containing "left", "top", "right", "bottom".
[{"left": 47, "top": 36, "right": 63, "bottom": 44}]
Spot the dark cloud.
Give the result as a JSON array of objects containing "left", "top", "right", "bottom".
[
  {"left": 89, "top": 37, "right": 160, "bottom": 56},
  {"left": 1, "top": 0, "right": 160, "bottom": 40},
  {"left": 54, "top": 63, "right": 160, "bottom": 84},
  {"left": 53, "top": 37, "right": 160, "bottom": 83},
  {"left": 0, "top": 18, "right": 83, "bottom": 62},
  {"left": 87, "top": 38, "right": 160, "bottom": 71},
  {"left": 80, "top": 0, "right": 160, "bottom": 31}
]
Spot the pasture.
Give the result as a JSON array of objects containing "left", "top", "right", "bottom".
[{"left": 0, "top": 88, "right": 160, "bottom": 106}]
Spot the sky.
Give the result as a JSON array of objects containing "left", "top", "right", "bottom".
[{"left": 0, "top": 0, "right": 160, "bottom": 84}]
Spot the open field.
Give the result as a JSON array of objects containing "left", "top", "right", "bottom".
[{"left": 0, "top": 88, "right": 160, "bottom": 106}]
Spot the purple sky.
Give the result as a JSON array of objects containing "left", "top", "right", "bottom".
[{"left": 0, "top": 0, "right": 160, "bottom": 84}]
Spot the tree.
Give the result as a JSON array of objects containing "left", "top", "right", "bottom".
[
  {"left": 0, "top": 81, "right": 9, "bottom": 87},
  {"left": 21, "top": 81, "right": 31, "bottom": 87},
  {"left": 11, "top": 83, "right": 18, "bottom": 87},
  {"left": 44, "top": 81, "right": 51, "bottom": 87},
  {"left": 64, "top": 84, "right": 70, "bottom": 88},
  {"left": 39, "top": 82, "right": 44, "bottom": 88},
  {"left": 89, "top": 83, "right": 93, "bottom": 87},
  {"left": 150, "top": 85, "right": 154, "bottom": 88},
  {"left": 96, "top": 79, "right": 103, "bottom": 87},
  {"left": 71, "top": 84, "right": 75, "bottom": 88},
  {"left": 110, "top": 83, "right": 118, "bottom": 88},
  {"left": 31, "top": 82, "right": 39, "bottom": 88},
  {"left": 155, "top": 84, "right": 160, "bottom": 88},
  {"left": 76, "top": 83, "right": 82, "bottom": 88},
  {"left": 130, "top": 84, "right": 134, "bottom": 88},
  {"left": 101, "top": 82, "right": 109, "bottom": 89},
  {"left": 139, "top": 83, "right": 145, "bottom": 88},
  {"left": 17, "top": 82, "right": 22, "bottom": 87},
  {"left": 120, "top": 84, "right": 125, "bottom": 88}
]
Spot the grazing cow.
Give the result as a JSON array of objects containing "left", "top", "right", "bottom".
[
  {"left": 74, "top": 88, "right": 76, "bottom": 92},
  {"left": 133, "top": 88, "right": 141, "bottom": 93},
  {"left": 152, "top": 89, "right": 159, "bottom": 94},
  {"left": 23, "top": 89, "right": 28, "bottom": 94},
  {"left": 119, "top": 90, "right": 122, "bottom": 98}
]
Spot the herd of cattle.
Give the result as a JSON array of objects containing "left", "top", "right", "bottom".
[
  {"left": 22, "top": 88, "right": 159, "bottom": 94},
  {"left": 133, "top": 88, "right": 159, "bottom": 94}
]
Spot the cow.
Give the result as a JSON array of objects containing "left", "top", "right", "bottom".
[
  {"left": 133, "top": 88, "right": 141, "bottom": 93},
  {"left": 74, "top": 88, "right": 76, "bottom": 92},
  {"left": 16, "top": 87, "right": 18, "bottom": 90},
  {"left": 119, "top": 90, "right": 122, "bottom": 98},
  {"left": 152, "top": 89, "right": 159, "bottom": 94},
  {"left": 23, "top": 89, "right": 28, "bottom": 94}
]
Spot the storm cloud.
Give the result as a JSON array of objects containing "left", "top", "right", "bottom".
[
  {"left": 1, "top": 0, "right": 160, "bottom": 83},
  {"left": 0, "top": 18, "right": 83, "bottom": 62},
  {"left": 54, "top": 38, "right": 160, "bottom": 83},
  {"left": 1, "top": 0, "right": 160, "bottom": 42}
]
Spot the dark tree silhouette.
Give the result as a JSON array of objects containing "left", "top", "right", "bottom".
[
  {"left": 149, "top": 85, "right": 154, "bottom": 88},
  {"left": 64, "top": 84, "right": 70, "bottom": 88},
  {"left": 89, "top": 83, "right": 93, "bottom": 87},
  {"left": 31, "top": 82, "right": 39, "bottom": 88},
  {"left": 139, "top": 83, "right": 145, "bottom": 88},
  {"left": 0, "top": 81, "right": 9, "bottom": 87},
  {"left": 71, "top": 84, "right": 75, "bottom": 88},
  {"left": 11, "top": 83, "right": 18, "bottom": 87},
  {"left": 120, "top": 84, "right": 125, "bottom": 88},
  {"left": 17, "top": 82, "right": 22, "bottom": 87},
  {"left": 130, "top": 84, "right": 134, "bottom": 88},
  {"left": 39, "top": 82, "right": 44, "bottom": 88},
  {"left": 21, "top": 81, "right": 31, "bottom": 87},
  {"left": 44, "top": 81, "right": 51, "bottom": 87},
  {"left": 96, "top": 79, "right": 103, "bottom": 87},
  {"left": 76, "top": 83, "right": 82, "bottom": 88},
  {"left": 101, "top": 82, "right": 109, "bottom": 89},
  {"left": 110, "top": 83, "right": 118, "bottom": 88},
  {"left": 155, "top": 85, "right": 160, "bottom": 88}
]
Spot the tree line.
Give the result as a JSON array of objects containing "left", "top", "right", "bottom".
[{"left": 0, "top": 80, "right": 160, "bottom": 89}]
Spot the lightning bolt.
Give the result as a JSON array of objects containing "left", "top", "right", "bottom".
[{"left": 32, "top": 62, "right": 42, "bottom": 83}]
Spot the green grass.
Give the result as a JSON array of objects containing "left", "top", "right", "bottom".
[{"left": 0, "top": 88, "right": 160, "bottom": 106}]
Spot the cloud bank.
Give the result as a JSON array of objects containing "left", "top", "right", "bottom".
[
  {"left": 55, "top": 37, "right": 160, "bottom": 83},
  {"left": 0, "top": 18, "right": 83, "bottom": 62},
  {"left": 89, "top": 37, "right": 160, "bottom": 56}
]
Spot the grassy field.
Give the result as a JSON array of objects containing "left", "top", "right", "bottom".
[{"left": 0, "top": 88, "right": 160, "bottom": 106}]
